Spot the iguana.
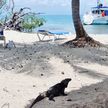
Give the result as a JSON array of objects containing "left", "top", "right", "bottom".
[{"left": 29, "top": 78, "right": 71, "bottom": 108}]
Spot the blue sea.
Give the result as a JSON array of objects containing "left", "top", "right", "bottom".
[{"left": 37, "top": 15, "right": 108, "bottom": 34}]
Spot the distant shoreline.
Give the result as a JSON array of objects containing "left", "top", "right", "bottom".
[{"left": 38, "top": 15, "right": 108, "bottom": 34}]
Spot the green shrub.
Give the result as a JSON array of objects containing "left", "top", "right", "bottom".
[{"left": 22, "top": 14, "right": 46, "bottom": 32}]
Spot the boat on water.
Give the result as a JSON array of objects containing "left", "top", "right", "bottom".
[{"left": 83, "top": 1, "right": 108, "bottom": 25}]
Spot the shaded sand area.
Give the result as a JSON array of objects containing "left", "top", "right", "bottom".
[{"left": 0, "top": 30, "right": 108, "bottom": 108}]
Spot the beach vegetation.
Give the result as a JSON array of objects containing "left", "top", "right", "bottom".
[
  {"left": 0, "top": 0, "right": 46, "bottom": 32},
  {"left": 22, "top": 14, "right": 46, "bottom": 32}
]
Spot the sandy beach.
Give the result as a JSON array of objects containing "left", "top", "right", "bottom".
[{"left": 0, "top": 30, "right": 108, "bottom": 108}]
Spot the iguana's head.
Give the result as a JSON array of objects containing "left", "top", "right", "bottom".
[{"left": 61, "top": 78, "right": 71, "bottom": 88}]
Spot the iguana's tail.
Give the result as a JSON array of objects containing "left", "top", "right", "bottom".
[{"left": 29, "top": 92, "right": 46, "bottom": 108}]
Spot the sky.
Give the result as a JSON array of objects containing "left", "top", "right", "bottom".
[{"left": 13, "top": 0, "right": 107, "bottom": 15}]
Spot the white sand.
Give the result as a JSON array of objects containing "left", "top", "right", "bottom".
[{"left": 0, "top": 30, "right": 108, "bottom": 108}]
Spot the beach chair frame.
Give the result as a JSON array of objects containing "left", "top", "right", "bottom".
[{"left": 37, "top": 30, "right": 57, "bottom": 42}]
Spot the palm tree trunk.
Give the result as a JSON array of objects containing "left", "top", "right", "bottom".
[
  {"left": 72, "top": 0, "right": 88, "bottom": 38},
  {"left": 63, "top": 0, "right": 101, "bottom": 47}
]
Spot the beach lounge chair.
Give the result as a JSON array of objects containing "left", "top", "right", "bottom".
[
  {"left": 0, "top": 30, "right": 6, "bottom": 47},
  {"left": 37, "top": 30, "right": 69, "bottom": 42}
]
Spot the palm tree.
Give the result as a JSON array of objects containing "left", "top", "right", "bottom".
[
  {"left": 72, "top": 0, "right": 88, "bottom": 38},
  {"left": 65, "top": 0, "right": 101, "bottom": 47}
]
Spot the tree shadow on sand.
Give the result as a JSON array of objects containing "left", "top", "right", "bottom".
[
  {"left": 25, "top": 79, "right": 108, "bottom": 108},
  {"left": 24, "top": 64, "right": 108, "bottom": 108},
  {"left": 0, "top": 42, "right": 54, "bottom": 77},
  {"left": 73, "top": 65, "right": 108, "bottom": 79}
]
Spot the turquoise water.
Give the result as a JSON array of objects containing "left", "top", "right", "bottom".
[
  {"left": 37, "top": 15, "right": 108, "bottom": 34},
  {"left": 38, "top": 15, "right": 74, "bottom": 32}
]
